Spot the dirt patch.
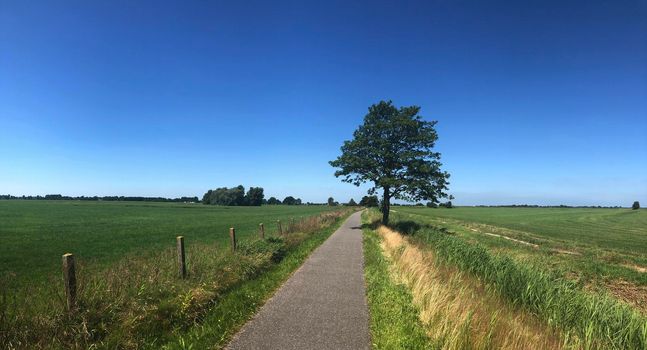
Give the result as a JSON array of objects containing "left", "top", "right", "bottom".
[
  {"left": 622, "top": 264, "right": 647, "bottom": 273},
  {"left": 468, "top": 227, "right": 584, "bottom": 255},
  {"left": 552, "top": 248, "right": 581, "bottom": 256},
  {"left": 469, "top": 227, "right": 540, "bottom": 249},
  {"left": 605, "top": 280, "right": 647, "bottom": 314}
]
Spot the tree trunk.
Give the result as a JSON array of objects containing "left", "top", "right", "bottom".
[{"left": 381, "top": 187, "right": 390, "bottom": 225}]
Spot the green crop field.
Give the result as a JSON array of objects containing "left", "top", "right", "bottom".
[
  {"left": 0, "top": 200, "right": 339, "bottom": 286},
  {"left": 390, "top": 207, "right": 647, "bottom": 310}
]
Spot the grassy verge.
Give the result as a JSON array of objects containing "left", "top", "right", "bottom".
[
  {"left": 377, "top": 225, "right": 564, "bottom": 349},
  {"left": 1, "top": 210, "right": 353, "bottom": 349},
  {"left": 386, "top": 210, "right": 647, "bottom": 349},
  {"left": 160, "top": 210, "right": 352, "bottom": 349},
  {"left": 392, "top": 207, "right": 647, "bottom": 290},
  {"left": 361, "top": 212, "right": 430, "bottom": 349}
]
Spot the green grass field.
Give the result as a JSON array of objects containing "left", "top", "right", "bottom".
[
  {"left": 393, "top": 206, "right": 647, "bottom": 255},
  {"left": 390, "top": 207, "right": 647, "bottom": 311},
  {"left": 0, "top": 200, "right": 351, "bottom": 349},
  {"left": 370, "top": 208, "right": 647, "bottom": 349},
  {"left": 0, "top": 200, "right": 339, "bottom": 286}
]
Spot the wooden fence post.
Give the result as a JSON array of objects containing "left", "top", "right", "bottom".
[
  {"left": 259, "top": 223, "right": 265, "bottom": 239},
  {"left": 277, "top": 220, "right": 283, "bottom": 235},
  {"left": 229, "top": 227, "right": 237, "bottom": 252},
  {"left": 62, "top": 253, "right": 76, "bottom": 310},
  {"left": 177, "top": 236, "right": 186, "bottom": 279}
]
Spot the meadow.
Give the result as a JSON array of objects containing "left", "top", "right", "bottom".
[
  {"left": 362, "top": 207, "right": 647, "bottom": 349},
  {"left": 392, "top": 207, "right": 647, "bottom": 300},
  {"left": 0, "top": 200, "right": 339, "bottom": 286},
  {"left": 0, "top": 200, "right": 349, "bottom": 349},
  {"left": 393, "top": 206, "right": 647, "bottom": 255}
]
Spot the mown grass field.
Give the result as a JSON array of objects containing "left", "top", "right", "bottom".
[
  {"left": 394, "top": 206, "right": 647, "bottom": 255},
  {"left": 392, "top": 207, "right": 647, "bottom": 301},
  {"left": 0, "top": 200, "right": 351, "bottom": 349},
  {"left": 0, "top": 200, "right": 339, "bottom": 286}
]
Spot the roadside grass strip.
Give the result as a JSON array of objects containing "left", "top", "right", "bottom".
[
  {"left": 383, "top": 212, "right": 647, "bottom": 350},
  {"left": 362, "top": 214, "right": 430, "bottom": 349},
  {"left": 378, "top": 225, "right": 564, "bottom": 349}
]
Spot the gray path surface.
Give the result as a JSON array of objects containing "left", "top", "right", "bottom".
[{"left": 226, "top": 211, "right": 370, "bottom": 350}]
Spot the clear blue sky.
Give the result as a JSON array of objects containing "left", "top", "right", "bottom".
[{"left": 1, "top": 0, "right": 646, "bottom": 206}]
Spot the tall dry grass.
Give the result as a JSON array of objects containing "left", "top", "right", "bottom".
[{"left": 378, "top": 226, "right": 565, "bottom": 349}]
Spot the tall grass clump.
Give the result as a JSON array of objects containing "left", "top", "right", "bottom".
[
  {"left": 391, "top": 216, "right": 647, "bottom": 349},
  {"left": 377, "top": 225, "right": 564, "bottom": 349},
  {"left": 0, "top": 209, "right": 352, "bottom": 349}
]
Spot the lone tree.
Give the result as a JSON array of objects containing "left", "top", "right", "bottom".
[
  {"left": 633, "top": 201, "right": 640, "bottom": 210},
  {"left": 330, "top": 100, "right": 450, "bottom": 224}
]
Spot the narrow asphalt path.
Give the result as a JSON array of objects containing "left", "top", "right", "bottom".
[{"left": 226, "top": 211, "right": 370, "bottom": 350}]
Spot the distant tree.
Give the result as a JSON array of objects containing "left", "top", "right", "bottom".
[
  {"left": 267, "top": 197, "right": 281, "bottom": 205},
  {"left": 283, "top": 196, "right": 297, "bottom": 205},
  {"left": 426, "top": 201, "right": 437, "bottom": 208},
  {"left": 231, "top": 185, "right": 246, "bottom": 205},
  {"left": 202, "top": 190, "right": 213, "bottom": 204},
  {"left": 415, "top": 203, "right": 424, "bottom": 206},
  {"left": 245, "top": 187, "right": 264, "bottom": 206},
  {"left": 445, "top": 201, "right": 453, "bottom": 208},
  {"left": 330, "top": 100, "right": 450, "bottom": 224},
  {"left": 327, "top": 197, "right": 337, "bottom": 206},
  {"left": 202, "top": 185, "right": 252, "bottom": 205},
  {"left": 347, "top": 198, "right": 358, "bottom": 206},
  {"left": 633, "top": 201, "right": 640, "bottom": 210},
  {"left": 295, "top": 198, "right": 302, "bottom": 205},
  {"left": 359, "top": 195, "right": 379, "bottom": 207}
]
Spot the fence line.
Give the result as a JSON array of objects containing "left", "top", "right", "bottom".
[{"left": 59, "top": 211, "right": 349, "bottom": 311}]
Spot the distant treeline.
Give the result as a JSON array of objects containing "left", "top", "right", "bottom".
[
  {"left": 202, "top": 186, "right": 265, "bottom": 206},
  {"left": 202, "top": 186, "right": 305, "bottom": 206},
  {"left": 0, "top": 194, "right": 199, "bottom": 202},
  {"left": 474, "top": 204, "right": 627, "bottom": 208}
]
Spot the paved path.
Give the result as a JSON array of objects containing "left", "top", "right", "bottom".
[{"left": 226, "top": 211, "right": 370, "bottom": 350}]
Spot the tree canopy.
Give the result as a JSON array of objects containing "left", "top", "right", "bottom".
[
  {"left": 282, "top": 196, "right": 301, "bottom": 205},
  {"left": 330, "top": 100, "right": 450, "bottom": 224},
  {"left": 359, "top": 195, "right": 379, "bottom": 207},
  {"left": 202, "top": 185, "right": 264, "bottom": 206}
]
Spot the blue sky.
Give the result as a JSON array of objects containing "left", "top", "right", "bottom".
[{"left": 1, "top": 0, "right": 646, "bottom": 206}]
